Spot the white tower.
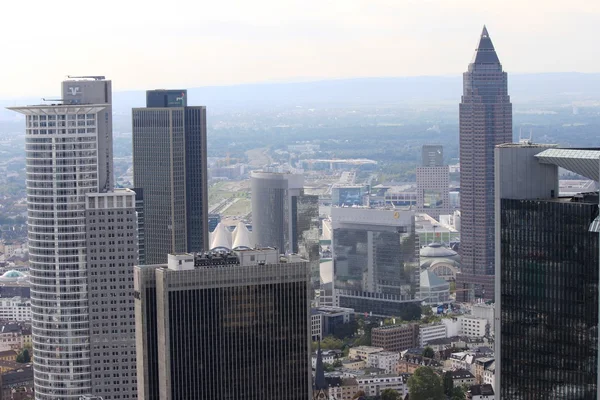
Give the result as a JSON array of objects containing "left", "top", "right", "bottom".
[{"left": 9, "top": 77, "right": 112, "bottom": 400}]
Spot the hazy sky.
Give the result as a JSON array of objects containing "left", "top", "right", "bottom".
[{"left": 1, "top": 0, "right": 598, "bottom": 97}]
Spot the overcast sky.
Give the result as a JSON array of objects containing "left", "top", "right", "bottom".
[{"left": 1, "top": 0, "right": 598, "bottom": 97}]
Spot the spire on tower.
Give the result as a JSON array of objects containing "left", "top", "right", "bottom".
[
  {"left": 314, "top": 342, "right": 327, "bottom": 391},
  {"left": 471, "top": 25, "right": 500, "bottom": 64}
]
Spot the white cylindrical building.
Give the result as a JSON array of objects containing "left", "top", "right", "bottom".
[{"left": 9, "top": 78, "right": 113, "bottom": 399}]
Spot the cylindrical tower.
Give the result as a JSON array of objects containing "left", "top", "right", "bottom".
[{"left": 10, "top": 77, "right": 112, "bottom": 399}]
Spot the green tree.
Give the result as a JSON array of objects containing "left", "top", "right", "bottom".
[
  {"left": 381, "top": 388, "right": 400, "bottom": 400},
  {"left": 22, "top": 348, "right": 30, "bottom": 363},
  {"left": 407, "top": 366, "right": 444, "bottom": 400},
  {"left": 321, "top": 336, "right": 344, "bottom": 350},
  {"left": 443, "top": 371, "right": 454, "bottom": 396},
  {"left": 422, "top": 346, "right": 435, "bottom": 359},
  {"left": 333, "top": 359, "right": 343, "bottom": 367},
  {"left": 352, "top": 390, "right": 366, "bottom": 400},
  {"left": 451, "top": 386, "right": 465, "bottom": 400},
  {"left": 399, "top": 303, "right": 421, "bottom": 321}
]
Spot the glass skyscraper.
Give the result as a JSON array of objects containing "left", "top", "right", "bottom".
[
  {"left": 458, "top": 26, "right": 513, "bottom": 301},
  {"left": 332, "top": 208, "right": 420, "bottom": 316},
  {"left": 132, "top": 90, "right": 208, "bottom": 264},
  {"left": 495, "top": 143, "right": 600, "bottom": 399},
  {"left": 134, "top": 250, "right": 311, "bottom": 400}
]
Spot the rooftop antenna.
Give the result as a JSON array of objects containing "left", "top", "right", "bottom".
[{"left": 67, "top": 75, "right": 106, "bottom": 80}]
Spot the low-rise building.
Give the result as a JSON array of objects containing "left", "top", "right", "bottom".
[
  {"left": 482, "top": 361, "right": 495, "bottom": 390},
  {"left": 0, "top": 297, "right": 30, "bottom": 322},
  {"left": 0, "top": 365, "right": 33, "bottom": 400},
  {"left": 0, "top": 360, "right": 28, "bottom": 374},
  {"left": 367, "top": 351, "right": 400, "bottom": 374},
  {"left": 460, "top": 316, "right": 488, "bottom": 338},
  {"left": 329, "top": 377, "right": 359, "bottom": 400},
  {"left": 311, "top": 306, "right": 355, "bottom": 341},
  {"left": 311, "top": 352, "right": 335, "bottom": 369},
  {"left": 342, "top": 359, "right": 366, "bottom": 370},
  {"left": 451, "top": 369, "right": 475, "bottom": 386},
  {"left": 0, "top": 351, "right": 16, "bottom": 362},
  {"left": 471, "top": 303, "right": 494, "bottom": 327},
  {"left": 372, "top": 324, "right": 419, "bottom": 352},
  {"left": 356, "top": 375, "right": 408, "bottom": 398},
  {"left": 348, "top": 346, "right": 384, "bottom": 361},
  {"left": 0, "top": 325, "right": 23, "bottom": 351},
  {"left": 419, "top": 323, "right": 447, "bottom": 346},
  {"left": 474, "top": 357, "right": 495, "bottom": 384},
  {"left": 397, "top": 354, "right": 441, "bottom": 374},
  {"left": 467, "top": 384, "right": 495, "bottom": 400}
]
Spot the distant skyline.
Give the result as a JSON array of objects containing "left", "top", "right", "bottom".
[{"left": 2, "top": 0, "right": 599, "bottom": 97}]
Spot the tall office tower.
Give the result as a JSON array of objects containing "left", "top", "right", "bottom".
[
  {"left": 416, "top": 145, "right": 450, "bottom": 220},
  {"left": 495, "top": 143, "right": 600, "bottom": 399},
  {"left": 86, "top": 190, "right": 138, "bottom": 399},
  {"left": 134, "top": 250, "right": 311, "bottom": 400},
  {"left": 132, "top": 90, "right": 208, "bottom": 265},
  {"left": 8, "top": 77, "right": 116, "bottom": 399},
  {"left": 332, "top": 207, "right": 420, "bottom": 316},
  {"left": 250, "top": 171, "right": 320, "bottom": 287},
  {"left": 457, "top": 26, "right": 513, "bottom": 301}
]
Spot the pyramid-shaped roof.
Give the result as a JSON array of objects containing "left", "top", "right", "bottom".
[{"left": 471, "top": 25, "right": 500, "bottom": 65}]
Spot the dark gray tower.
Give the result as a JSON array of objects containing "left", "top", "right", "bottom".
[
  {"left": 457, "top": 26, "right": 513, "bottom": 301},
  {"left": 132, "top": 90, "right": 209, "bottom": 264}
]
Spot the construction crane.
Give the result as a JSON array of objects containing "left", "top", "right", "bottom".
[{"left": 67, "top": 75, "right": 106, "bottom": 80}]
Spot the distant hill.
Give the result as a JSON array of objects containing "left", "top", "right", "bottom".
[{"left": 2, "top": 73, "right": 600, "bottom": 118}]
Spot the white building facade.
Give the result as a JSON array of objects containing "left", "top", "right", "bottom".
[
  {"left": 367, "top": 351, "right": 400, "bottom": 374},
  {"left": 420, "top": 323, "right": 447, "bottom": 346},
  {"left": 10, "top": 78, "right": 114, "bottom": 399},
  {"left": 356, "top": 375, "right": 408, "bottom": 398},
  {"left": 0, "top": 297, "right": 30, "bottom": 321}
]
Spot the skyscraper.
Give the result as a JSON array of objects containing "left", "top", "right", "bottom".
[
  {"left": 457, "top": 26, "right": 513, "bottom": 301},
  {"left": 86, "top": 190, "right": 138, "bottom": 399},
  {"left": 416, "top": 145, "right": 450, "bottom": 220},
  {"left": 495, "top": 143, "right": 600, "bottom": 399},
  {"left": 132, "top": 90, "right": 208, "bottom": 265},
  {"left": 332, "top": 207, "right": 420, "bottom": 316},
  {"left": 8, "top": 77, "right": 140, "bottom": 399},
  {"left": 250, "top": 171, "right": 320, "bottom": 286},
  {"left": 134, "top": 250, "right": 311, "bottom": 400}
]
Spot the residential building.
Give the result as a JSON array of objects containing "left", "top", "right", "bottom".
[
  {"left": 495, "top": 143, "right": 600, "bottom": 399},
  {"left": 0, "top": 365, "right": 33, "bottom": 400},
  {"left": 419, "top": 323, "right": 447, "bottom": 347},
  {"left": 474, "top": 357, "right": 495, "bottom": 385},
  {"left": 311, "top": 309, "right": 322, "bottom": 341},
  {"left": 457, "top": 26, "right": 513, "bottom": 301},
  {"left": 132, "top": 90, "right": 209, "bottom": 264},
  {"left": 0, "top": 351, "right": 16, "bottom": 362},
  {"left": 371, "top": 324, "right": 420, "bottom": 352},
  {"left": 311, "top": 351, "right": 335, "bottom": 369},
  {"left": 250, "top": 171, "right": 320, "bottom": 288},
  {"left": 342, "top": 359, "right": 366, "bottom": 370},
  {"left": 332, "top": 207, "right": 420, "bottom": 316},
  {"left": 467, "top": 384, "right": 495, "bottom": 400},
  {"left": 416, "top": 145, "right": 450, "bottom": 219},
  {"left": 451, "top": 369, "right": 476, "bottom": 386},
  {"left": 450, "top": 352, "right": 482, "bottom": 374},
  {"left": 367, "top": 351, "right": 400, "bottom": 374},
  {"left": 356, "top": 375, "right": 409, "bottom": 398},
  {"left": 329, "top": 378, "right": 359, "bottom": 400},
  {"left": 348, "top": 346, "right": 384, "bottom": 361},
  {"left": 397, "top": 354, "right": 441, "bottom": 374},
  {"left": 460, "top": 316, "right": 488, "bottom": 338},
  {"left": 9, "top": 77, "right": 116, "bottom": 399},
  {"left": 86, "top": 190, "right": 138, "bottom": 399},
  {"left": 482, "top": 361, "right": 495, "bottom": 389},
  {"left": 134, "top": 249, "right": 311, "bottom": 400},
  {"left": 0, "top": 298, "right": 30, "bottom": 322}
]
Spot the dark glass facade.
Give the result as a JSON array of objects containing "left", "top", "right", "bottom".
[
  {"left": 295, "top": 194, "right": 320, "bottom": 289},
  {"left": 132, "top": 94, "right": 208, "bottom": 264},
  {"left": 499, "top": 197, "right": 599, "bottom": 399},
  {"left": 146, "top": 89, "right": 188, "bottom": 107},
  {"left": 166, "top": 282, "right": 309, "bottom": 400},
  {"left": 333, "top": 210, "right": 419, "bottom": 316}
]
